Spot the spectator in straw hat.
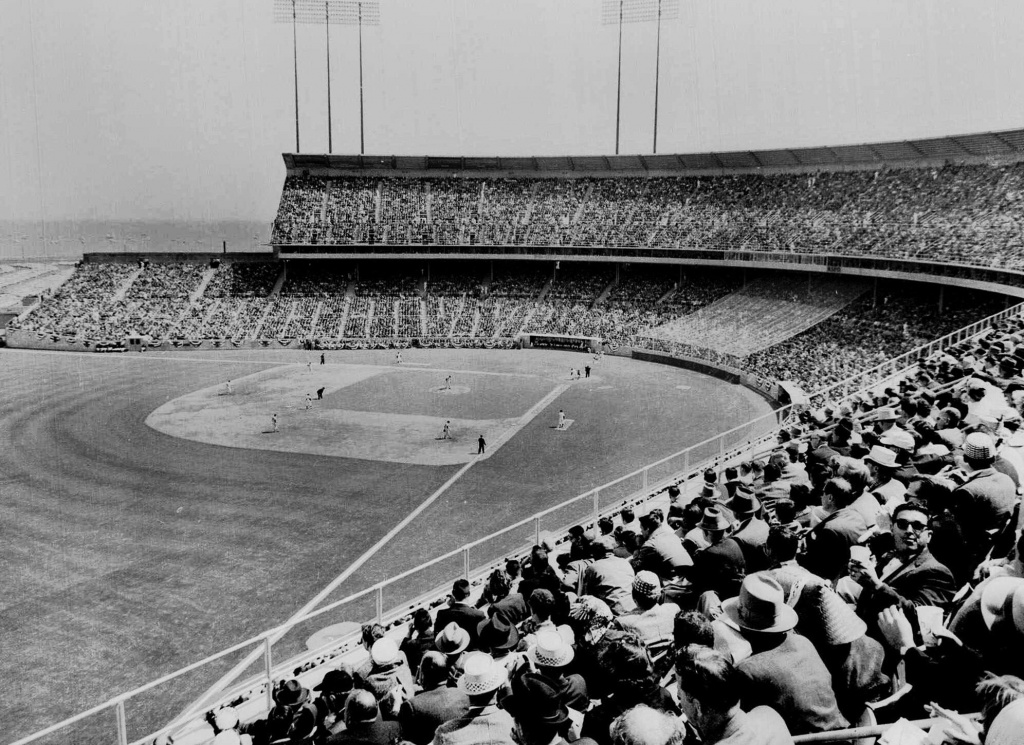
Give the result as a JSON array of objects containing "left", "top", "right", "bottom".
[
  {"left": 522, "top": 629, "right": 589, "bottom": 712},
  {"left": 723, "top": 573, "right": 848, "bottom": 735},
  {"left": 675, "top": 645, "right": 793, "bottom": 745},
  {"left": 398, "top": 652, "right": 470, "bottom": 745},
  {"left": 612, "top": 572, "right": 679, "bottom": 665},
  {"left": 432, "top": 652, "right": 515, "bottom": 745},
  {"left": 953, "top": 432, "right": 1017, "bottom": 568},
  {"left": 795, "top": 585, "right": 890, "bottom": 722}
]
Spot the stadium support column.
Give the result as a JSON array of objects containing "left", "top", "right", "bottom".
[
  {"left": 614, "top": 0, "right": 624, "bottom": 155},
  {"left": 873, "top": 277, "right": 879, "bottom": 308},
  {"left": 326, "top": 3, "right": 333, "bottom": 153},
  {"left": 292, "top": 0, "right": 300, "bottom": 152},
  {"left": 938, "top": 286, "right": 945, "bottom": 315}
]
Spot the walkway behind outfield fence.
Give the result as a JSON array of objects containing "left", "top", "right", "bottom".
[{"left": 9, "top": 300, "right": 1024, "bottom": 745}]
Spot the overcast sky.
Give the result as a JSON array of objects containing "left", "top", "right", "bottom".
[{"left": 2, "top": 0, "right": 1023, "bottom": 223}]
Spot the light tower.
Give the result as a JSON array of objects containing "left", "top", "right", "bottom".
[
  {"left": 273, "top": 0, "right": 381, "bottom": 154},
  {"left": 601, "top": 0, "right": 680, "bottom": 155}
]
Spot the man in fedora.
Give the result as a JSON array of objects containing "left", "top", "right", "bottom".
[
  {"left": 723, "top": 572, "right": 848, "bottom": 735},
  {"left": 399, "top": 652, "right": 471, "bottom": 745},
  {"left": 728, "top": 487, "right": 770, "bottom": 572},
  {"left": 675, "top": 645, "right": 793, "bottom": 745},
  {"left": 849, "top": 501, "right": 955, "bottom": 638},
  {"left": 862, "top": 445, "right": 906, "bottom": 510},
  {"left": 432, "top": 652, "right": 515, "bottom": 745},
  {"left": 689, "top": 507, "right": 748, "bottom": 601},
  {"left": 476, "top": 614, "right": 524, "bottom": 675},
  {"left": 244, "top": 679, "right": 320, "bottom": 745},
  {"left": 435, "top": 622, "right": 472, "bottom": 686},
  {"left": 502, "top": 672, "right": 578, "bottom": 745}
]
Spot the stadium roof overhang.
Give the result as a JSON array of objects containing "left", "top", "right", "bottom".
[{"left": 283, "top": 127, "right": 1024, "bottom": 178}]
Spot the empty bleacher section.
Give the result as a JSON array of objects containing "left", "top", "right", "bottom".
[{"left": 642, "top": 276, "right": 869, "bottom": 359}]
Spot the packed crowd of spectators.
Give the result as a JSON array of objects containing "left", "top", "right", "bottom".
[
  {"left": 270, "top": 164, "right": 1024, "bottom": 271},
  {"left": 13, "top": 261, "right": 1005, "bottom": 399},
  {"left": 746, "top": 289, "right": 1007, "bottom": 393},
  {"left": 222, "top": 316, "right": 1024, "bottom": 745}
]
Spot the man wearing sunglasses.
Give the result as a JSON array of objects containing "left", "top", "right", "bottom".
[{"left": 848, "top": 501, "right": 955, "bottom": 641}]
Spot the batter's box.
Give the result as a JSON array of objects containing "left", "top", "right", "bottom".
[{"left": 554, "top": 419, "right": 576, "bottom": 431}]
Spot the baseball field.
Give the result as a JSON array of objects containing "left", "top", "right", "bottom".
[{"left": 0, "top": 347, "right": 774, "bottom": 743}]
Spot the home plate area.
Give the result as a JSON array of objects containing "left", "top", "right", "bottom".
[
  {"left": 146, "top": 363, "right": 559, "bottom": 465},
  {"left": 555, "top": 419, "right": 576, "bottom": 430}
]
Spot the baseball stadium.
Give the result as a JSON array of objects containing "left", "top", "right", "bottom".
[{"left": 4, "top": 3, "right": 1024, "bottom": 745}]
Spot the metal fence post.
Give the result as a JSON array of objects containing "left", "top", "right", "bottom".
[
  {"left": 376, "top": 586, "right": 385, "bottom": 623},
  {"left": 463, "top": 548, "right": 471, "bottom": 580},
  {"left": 593, "top": 490, "right": 600, "bottom": 521},
  {"left": 264, "top": 637, "right": 274, "bottom": 713},
  {"left": 642, "top": 469, "right": 648, "bottom": 492},
  {"left": 116, "top": 701, "right": 128, "bottom": 745},
  {"left": 534, "top": 516, "right": 541, "bottom": 547}
]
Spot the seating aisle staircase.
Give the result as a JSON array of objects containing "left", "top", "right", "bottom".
[{"left": 644, "top": 277, "right": 870, "bottom": 358}]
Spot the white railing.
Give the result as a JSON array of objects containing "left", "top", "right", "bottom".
[{"left": 10, "top": 301, "right": 1024, "bottom": 745}]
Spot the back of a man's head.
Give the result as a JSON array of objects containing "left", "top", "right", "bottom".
[
  {"left": 610, "top": 705, "right": 685, "bottom": 745},
  {"left": 675, "top": 645, "right": 740, "bottom": 722},
  {"left": 344, "top": 690, "right": 379, "bottom": 727},
  {"left": 673, "top": 611, "right": 714, "bottom": 650},
  {"left": 451, "top": 578, "right": 471, "bottom": 602},
  {"left": 418, "top": 651, "right": 449, "bottom": 689},
  {"left": 529, "top": 588, "right": 556, "bottom": 621}
]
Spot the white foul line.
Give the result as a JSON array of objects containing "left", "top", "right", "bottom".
[{"left": 175, "top": 381, "right": 572, "bottom": 722}]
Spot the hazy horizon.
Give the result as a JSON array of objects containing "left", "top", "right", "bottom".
[{"left": 3, "top": 1, "right": 1024, "bottom": 223}]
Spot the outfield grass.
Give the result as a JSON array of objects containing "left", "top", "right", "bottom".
[{"left": 0, "top": 348, "right": 773, "bottom": 743}]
